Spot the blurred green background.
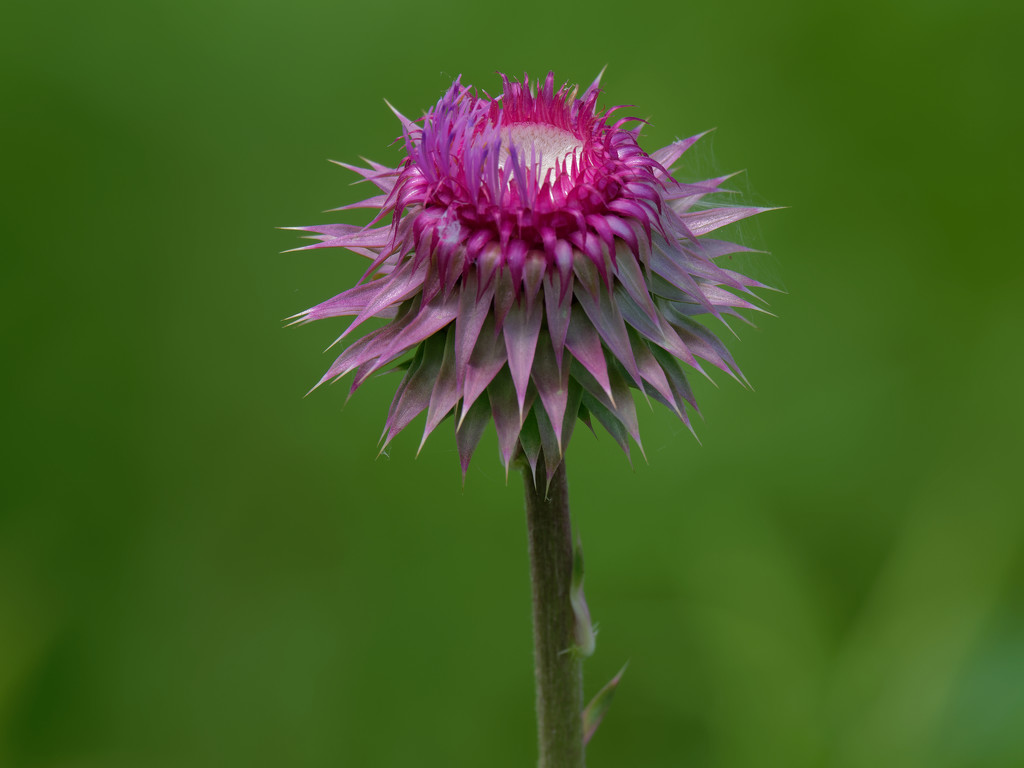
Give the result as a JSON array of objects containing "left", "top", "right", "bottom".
[{"left": 3, "top": 0, "right": 1023, "bottom": 766}]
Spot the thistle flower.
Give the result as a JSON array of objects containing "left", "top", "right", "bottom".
[{"left": 290, "top": 72, "right": 771, "bottom": 478}]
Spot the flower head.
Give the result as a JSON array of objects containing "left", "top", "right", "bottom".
[{"left": 290, "top": 72, "right": 773, "bottom": 479}]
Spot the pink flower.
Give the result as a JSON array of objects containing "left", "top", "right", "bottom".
[{"left": 290, "top": 73, "right": 772, "bottom": 478}]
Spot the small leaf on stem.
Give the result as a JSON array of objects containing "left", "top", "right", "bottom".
[
  {"left": 570, "top": 534, "right": 595, "bottom": 657},
  {"left": 582, "top": 663, "right": 629, "bottom": 746}
]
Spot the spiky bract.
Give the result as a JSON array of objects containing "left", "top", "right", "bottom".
[{"left": 290, "top": 72, "right": 771, "bottom": 478}]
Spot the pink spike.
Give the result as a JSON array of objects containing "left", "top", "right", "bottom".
[
  {"left": 648, "top": 131, "right": 712, "bottom": 178},
  {"left": 459, "top": 316, "right": 507, "bottom": 426},
  {"left": 611, "top": 241, "right": 659, "bottom": 319},
  {"left": 532, "top": 332, "right": 571, "bottom": 451},
  {"left": 583, "top": 66, "right": 606, "bottom": 101},
  {"left": 677, "top": 206, "right": 777, "bottom": 237},
  {"left": 487, "top": 371, "right": 524, "bottom": 471},
  {"left": 456, "top": 397, "right": 490, "bottom": 480},
  {"left": 573, "top": 286, "right": 644, "bottom": 391},
  {"left": 420, "top": 333, "right": 460, "bottom": 452},
  {"left": 454, "top": 271, "right": 496, "bottom": 388},
  {"left": 523, "top": 251, "right": 546, "bottom": 311},
  {"left": 606, "top": 366, "right": 645, "bottom": 459},
  {"left": 372, "top": 296, "right": 459, "bottom": 372},
  {"left": 564, "top": 305, "right": 614, "bottom": 404},
  {"left": 380, "top": 336, "right": 445, "bottom": 450},
  {"left": 502, "top": 297, "right": 544, "bottom": 416},
  {"left": 329, "top": 159, "right": 400, "bottom": 193},
  {"left": 384, "top": 99, "right": 418, "bottom": 136},
  {"left": 492, "top": 269, "right": 517, "bottom": 331},
  {"left": 614, "top": 289, "right": 700, "bottom": 371},
  {"left": 630, "top": 339, "right": 680, "bottom": 417},
  {"left": 334, "top": 258, "right": 430, "bottom": 340},
  {"left": 543, "top": 273, "right": 572, "bottom": 370}
]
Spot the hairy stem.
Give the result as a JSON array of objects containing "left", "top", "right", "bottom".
[{"left": 522, "top": 457, "right": 585, "bottom": 768}]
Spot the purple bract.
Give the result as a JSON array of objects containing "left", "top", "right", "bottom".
[{"left": 290, "top": 72, "right": 772, "bottom": 478}]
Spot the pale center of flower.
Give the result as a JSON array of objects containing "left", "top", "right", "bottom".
[{"left": 498, "top": 123, "right": 584, "bottom": 178}]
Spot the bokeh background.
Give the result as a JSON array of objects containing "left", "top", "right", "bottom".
[{"left": 3, "top": 0, "right": 1023, "bottom": 766}]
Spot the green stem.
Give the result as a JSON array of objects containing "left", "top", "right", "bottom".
[{"left": 522, "top": 457, "right": 585, "bottom": 768}]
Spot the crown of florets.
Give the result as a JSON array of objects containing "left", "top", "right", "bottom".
[
  {"left": 390, "top": 73, "right": 666, "bottom": 292},
  {"left": 290, "top": 72, "right": 774, "bottom": 480}
]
